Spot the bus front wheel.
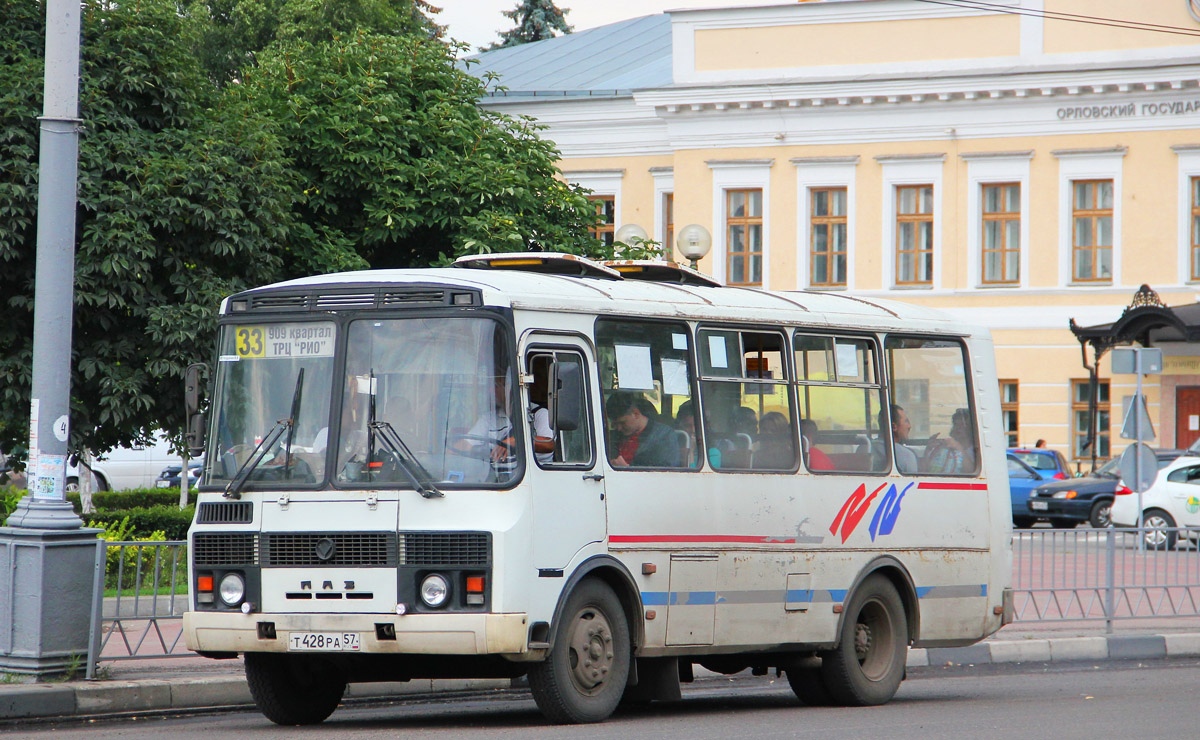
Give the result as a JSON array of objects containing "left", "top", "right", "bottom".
[
  {"left": 528, "top": 579, "right": 631, "bottom": 724},
  {"left": 245, "top": 653, "right": 346, "bottom": 725},
  {"left": 820, "top": 574, "right": 908, "bottom": 706}
]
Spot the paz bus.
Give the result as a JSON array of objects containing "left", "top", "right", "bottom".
[{"left": 182, "top": 253, "right": 1012, "bottom": 725}]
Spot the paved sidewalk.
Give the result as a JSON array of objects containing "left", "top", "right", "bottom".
[{"left": 3, "top": 620, "right": 1199, "bottom": 723}]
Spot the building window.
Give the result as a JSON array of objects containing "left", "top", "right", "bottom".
[
  {"left": 1192, "top": 177, "right": 1200, "bottom": 281},
  {"left": 588, "top": 195, "right": 615, "bottom": 248},
  {"left": 810, "top": 187, "right": 847, "bottom": 287},
  {"left": 895, "top": 184, "right": 933, "bottom": 285},
  {"left": 664, "top": 192, "right": 674, "bottom": 258},
  {"left": 982, "top": 184, "right": 1020, "bottom": 285},
  {"left": 1000, "top": 380, "right": 1019, "bottom": 447},
  {"left": 1071, "top": 378, "right": 1110, "bottom": 460},
  {"left": 1071, "top": 180, "right": 1113, "bottom": 283},
  {"left": 726, "top": 188, "right": 763, "bottom": 286}
]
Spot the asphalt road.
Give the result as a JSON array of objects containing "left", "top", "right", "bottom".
[{"left": 14, "top": 658, "right": 1200, "bottom": 740}]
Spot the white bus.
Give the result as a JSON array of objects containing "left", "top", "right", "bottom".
[{"left": 182, "top": 253, "right": 1012, "bottom": 725}]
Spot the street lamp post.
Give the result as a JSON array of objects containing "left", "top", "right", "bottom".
[{"left": 0, "top": 0, "right": 103, "bottom": 680}]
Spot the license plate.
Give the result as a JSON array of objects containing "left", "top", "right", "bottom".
[
  {"left": 155, "top": 480, "right": 170, "bottom": 488},
  {"left": 288, "top": 632, "right": 361, "bottom": 651},
  {"left": 1030, "top": 501, "right": 1048, "bottom": 511}
]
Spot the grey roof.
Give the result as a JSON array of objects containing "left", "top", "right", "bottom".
[{"left": 463, "top": 14, "right": 673, "bottom": 98}]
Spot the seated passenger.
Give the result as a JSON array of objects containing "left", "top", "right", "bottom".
[
  {"left": 754, "top": 411, "right": 797, "bottom": 469},
  {"left": 923, "top": 407, "right": 976, "bottom": 474},
  {"left": 799, "top": 418, "right": 834, "bottom": 471},
  {"left": 607, "top": 392, "right": 681, "bottom": 468}
]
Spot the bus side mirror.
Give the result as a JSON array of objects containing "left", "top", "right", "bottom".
[
  {"left": 184, "top": 363, "right": 208, "bottom": 456},
  {"left": 551, "top": 361, "right": 583, "bottom": 433}
]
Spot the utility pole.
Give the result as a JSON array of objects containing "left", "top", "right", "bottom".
[{"left": 0, "top": 0, "right": 103, "bottom": 680}]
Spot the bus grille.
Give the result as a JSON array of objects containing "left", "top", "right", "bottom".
[
  {"left": 193, "top": 533, "right": 259, "bottom": 566},
  {"left": 261, "top": 532, "right": 397, "bottom": 567},
  {"left": 400, "top": 532, "right": 490, "bottom": 566},
  {"left": 197, "top": 501, "right": 254, "bottom": 524}
]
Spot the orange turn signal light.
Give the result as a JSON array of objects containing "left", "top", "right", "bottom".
[
  {"left": 197, "top": 576, "right": 214, "bottom": 592},
  {"left": 466, "top": 576, "right": 485, "bottom": 593}
]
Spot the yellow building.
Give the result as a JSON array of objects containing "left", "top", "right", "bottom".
[{"left": 469, "top": 0, "right": 1200, "bottom": 468}]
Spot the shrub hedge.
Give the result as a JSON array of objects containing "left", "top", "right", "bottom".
[{"left": 2, "top": 487, "right": 195, "bottom": 540}]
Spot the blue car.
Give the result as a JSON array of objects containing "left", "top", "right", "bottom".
[{"left": 1008, "top": 453, "right": 1054, "bottom": 529}]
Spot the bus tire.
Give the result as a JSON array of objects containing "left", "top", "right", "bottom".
[
  {"left": 245, "top": 652, "right": 345, "bottom": 725},
  {"left": 785, "top": 664, "right": 834, "bottom": 706},
  {"left": 528, "top": 579, "right": 630, "bottom": 724},
  {"left": 820, "top": 574, "right": 907, "bottom": 706}
]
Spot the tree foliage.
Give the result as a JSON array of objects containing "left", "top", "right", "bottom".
[
  {"left": 486, "top": 0, "right": 572, "bottom": 51},
  {"left": 236, "top": 28, "right": 599, "bottom": 266},
  {"left": 0, "top": 0, "right": 601, "bottom": 460}
]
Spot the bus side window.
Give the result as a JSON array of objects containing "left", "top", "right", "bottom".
[
  {"left": 794, "top": 333, "right": 887, "bottom": 474},
  {"left": 595, "top": 319, "right": 698, "bottom": 470},
  {"left": 697, "top": 327, "right": 795, "bottom": 471},
  {"left": 884, "top": 336, "right": 978, "bottom": 476}
]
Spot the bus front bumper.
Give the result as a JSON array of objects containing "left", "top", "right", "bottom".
[{"left": 184, "top": 611, "right": 530, "bottom": 656}]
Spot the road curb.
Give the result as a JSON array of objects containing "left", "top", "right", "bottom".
[
  {"left": 4, "top": 634, "right": 1200, "bottom": 722},
  {"left": 908, "top": 633, "right": 1200, "bottom": 667}
]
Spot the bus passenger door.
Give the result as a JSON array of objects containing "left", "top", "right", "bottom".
[{"left": 525, "top": 342, "right": 607, "bottom": 570}]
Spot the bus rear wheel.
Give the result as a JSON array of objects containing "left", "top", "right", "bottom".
[
  {"left": 820, "top": 574, "right": 908, "bottom": 706},
  {"left": 528, "top": 579, "right": 630, "bottom": 724},
  {"left": 245, "top": 653, "right": 346, "bottom": 725}
]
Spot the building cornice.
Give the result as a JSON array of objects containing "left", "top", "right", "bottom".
[
  {"left": 960, "top": 150, "right": 1035, "bottom": 161},
  {"left": 636, "top": 64, "right": 1200, "bottom": 116}
]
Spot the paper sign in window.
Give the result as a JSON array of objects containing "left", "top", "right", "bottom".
[
  {"left": 672, "top": 333, "right": 688, "bottom": 351},
  {"left": 615, "top": 344, "right": 655, "bottom": 390},
  {"left": 661, "top": 358, "right": 690, "bottom": 396},
  {"left": 708, "top": 336, "right": 729, "bottom": 369},
  {"left": 835, "top": 341, "right": 860, "bottom": 380}
]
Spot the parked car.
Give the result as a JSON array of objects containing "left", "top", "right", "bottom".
[
  {"left": 1029, "top": 449, "right": 1186, "bottom": 529},
  {"left": 3, "top": 433, "right": 186, "bottom": 492},
  {"left": 1111, "top": 453, "right": 1200, "bottom": 549},
  {"left": 155, "top": 458, "right": 203, "bottom": 489},
  {"left": 1008, "top": 453, "right": 1055, "bottom": 529},
  {"left": 1007, "top": 447, "right": 1071, "bottom": 480}
]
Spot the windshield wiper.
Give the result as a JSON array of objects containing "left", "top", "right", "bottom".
[
  {"left": 223, "top": 421, "right": 289, "bottom": 500},
  {"left": 370, "top": 421, "right": 443, "bottom": 499},
  {"left": 282, "top": 368, "right": 305, "bottom": 478},
  {"left": 224, "top": 370, "right": 304, "bottom": 500}
]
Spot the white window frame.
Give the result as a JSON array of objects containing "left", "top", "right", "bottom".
[
  {"left": 1053, "top": 148, "right": 1124, "bottom": 288},
  {"left": 1173, "top": 145, "right": 1200, "bottom": 284},
  {"left": 794, "top": 157, "right": 857, "bottom": 290},
  {"left": 651, "top": 167, "right": 675, "bottom": 256},
  {"left": 878, "top": 154, "right": 944, "bottom": 290},
  {"left": 709, "top": 159, "right": 773, "bottom": 287},
  {"left": 562, "top": 169, "right": 625, "bottom": 240},
  {"left": 963, "top": 151, "right": 1032, "bottom": 289}
]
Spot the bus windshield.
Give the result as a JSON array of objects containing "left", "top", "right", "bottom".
[
  {"left": 335, "top": 316, "right": 518, "bottom": 488},
  {"left": 205, "top": 316, "right": 518, "bottom": 489},
  {"left": 206, "top": 322, "right": 337, "bottom": 487}
]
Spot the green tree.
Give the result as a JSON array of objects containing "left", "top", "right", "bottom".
[
  {"left": 0, "top": 0, "right": 600, "bottom": 460},
  {"left": 235, "top": 22, "right": 599, "bottom": 267},
  {"left": 0, "top": 0, "right": 339, "bottom": 458},
  {"left": 486, "top": 0, "right": 572, "bottom": 51},
  {"left": 184, "top": 0, "right": 445, "bottom": 86}
]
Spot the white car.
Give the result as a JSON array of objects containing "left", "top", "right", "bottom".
[{"left": 1111, "top": 454, "right": 1200, "bottom": 549}]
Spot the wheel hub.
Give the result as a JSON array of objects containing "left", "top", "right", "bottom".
[{"left": 568, "top": 610, "right": 614, "bottom": 693}]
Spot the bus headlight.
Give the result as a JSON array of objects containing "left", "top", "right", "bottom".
[
  {"left": 218, "top": 573, "right": 246, "bottom": 607},
  {"left": 420, "top": 574, "right": 450, "bottom": 608}
]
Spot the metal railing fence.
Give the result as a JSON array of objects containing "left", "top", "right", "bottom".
[
  {"left": 1012, "top": 526, "right": 1200, "bottom": 630},
  {"left": 84, "top": 528, "right": 1200, "bottom": 676},
  {"left": 86, "top": 540, "right": 190, "bottom": 679}
]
